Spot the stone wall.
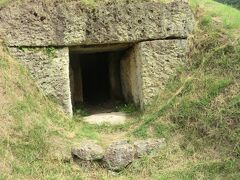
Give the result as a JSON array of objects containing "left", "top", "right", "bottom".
[
  {"left": 0, "top": 0, "right": 194, "bottom": 46},
  {"left": 121, "top": 46, "right": 142, "bottom": 106},
  {"left": 8, "top": 47, "right": 72, "bottom": 115},
  {"left": 137, "top": 40, "right": 188, "bottom": 108},
  {"left": 108, "top": 52, "right": 124, "bottom": 101},
  {"left": 8, "top": 40, "right": 187, "bottom": 114},
  {"left": 2, "top": 0, "right": 194, "bottom": 115},
  {"left": 121, "top": 40, "right": 188, "bottom": 109},
  {"left": 70, "top": 53, "right": 83, "bottom": 106}
]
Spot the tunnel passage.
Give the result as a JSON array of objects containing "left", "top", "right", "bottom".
[
  {"left": 81, "top": 54, "right": 110, "bottom": 105},
  {"left": 69, "top": 46, "right": 130, "bottom": 114}
]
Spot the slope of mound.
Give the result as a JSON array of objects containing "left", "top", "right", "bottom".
[
  {"left": 0, "top": 0, "right": 239, "bottom": 179},
  {"left": 0, "top": 43, "right": 99, "bottom": 178}
]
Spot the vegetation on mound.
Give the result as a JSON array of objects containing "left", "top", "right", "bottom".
[
  {"left": 0, "top": 0, "right": 239, "bottom": 179},
  {"left": 95, "top": 0, "right": 240, "bottom": 178},
  {"left": 0, "top": 43, "right": 100, "bottom": 178},
  {"left": 216, "top": 0, "right": 240, "bottom": 9}
]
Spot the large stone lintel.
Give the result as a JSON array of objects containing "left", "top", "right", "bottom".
[{"left": 0, "top": 0, "right": 194, "bottom": 46}]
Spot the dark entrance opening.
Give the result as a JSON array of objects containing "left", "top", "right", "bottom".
[
  {"left": 70, "top": 47, "right": 128, "bottom": 114},
  {"left": 81, "top": 53, "right": 110, "bottom": 104}
]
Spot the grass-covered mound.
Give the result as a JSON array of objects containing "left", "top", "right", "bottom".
[
  {"left": 0, "top": 42, "right": 99, "bottom": 178},
  {"left": 0, "top": 0, "right": 239, "bottom": 179},
  {"left": 216, "top": 0, "right": 240, "bottom": 9},
  {"left": 128, "top": 0, "right": 240, "bottom": 178}
]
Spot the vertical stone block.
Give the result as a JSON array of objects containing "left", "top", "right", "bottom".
[
  {"left": 137, "top": 40, "right": 188, "bottom": 108},
  {"left": 8, "top": 47, "right": 72, "bottom": 116},
  {"left": 121, "top": 46, "right": 142, "bottom": 106}
]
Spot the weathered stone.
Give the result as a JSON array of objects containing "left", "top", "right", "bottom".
[
  {"left": 8, "top": 47, "right": 72, "bottom": 116},
  {"left": 8, "top": 39, "right": 188, "bottom": 115},
  {"left": 0, "top": 0, "right": 194, "bottom": 46},
  {"left": 121, "top": 39, "right": 188, "bottom": 108},
  {"left": 134, "top": 138, "right": 166, "bottom": 157},
  {"left": 139, "top": 40, "right": 188, "bottom": 107},
  {"left": 71, "top": 140, "right": 104, "bottom": 161},
  {"left": 2, "top": 0, "right": 194, "bottom": 115},
  {"left": 83, "top": 112, "right": 127, "bottom": 125},
  {"left": 103, "top": 140, "right": 135, "bottom": 171}
]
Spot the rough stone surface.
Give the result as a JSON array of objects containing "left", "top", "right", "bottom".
[
  {"left": 8, "top": 39, "right": 188, "bottom": 114},
  {"left": 8, "top": 47, "right": 72, "bottom": 115},
  {"left": 0, "top": 0, "right": 194, "bottom": 46},
  {"left": 83, "top": 112, "right": 128, "bottom": 125},
  {"left": 71, "top": 140, "right": 104, "bottom": 161},
  {"left": 121, "top": 46, "right": 142, "bottom": 106},
  {"left": 121, "top": 39, "right": 188, "bottom": 108},
  {"left": 134, "top": 138, "right": 166, "bottom": 157},
  {"left": 70, "top": 138, "right": 167, "bottom": 171},
  {"left": 103, "top": 140, "right": 135, "bottom": 171},
  {"left": 138, "top": 39, "right": 188, "bottom": 107},
  {"left": 2, "top": 0, "right": 193, "bottom": 115}
]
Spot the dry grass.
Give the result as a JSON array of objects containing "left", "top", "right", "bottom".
[
  {"left": 0, "top": 0, "right": 240, "bottom": 179},
  {"left": 0, "top": 42, "right": 101, "bottom": 179}
]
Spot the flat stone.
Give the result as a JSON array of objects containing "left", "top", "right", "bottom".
[{"left": 83, "top": 112, "right": 127, "bottom": 125}]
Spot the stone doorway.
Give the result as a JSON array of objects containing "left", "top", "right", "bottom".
[{"left": 69, "top": 46, "right": 129, "bottom": 114}]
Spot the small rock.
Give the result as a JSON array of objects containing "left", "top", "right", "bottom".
[
  {"left": 134, "top": 138, "right": 166, "bottom": 157},
  {"left": 103, "top": 140, "right": 135, "bottom": 171},
  {"left": 71, "top": 140, "right": 104, "bottom": 161}
]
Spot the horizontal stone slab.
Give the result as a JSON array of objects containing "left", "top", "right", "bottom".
[{"left": 0, "top": 0, "right": 194, "bottom": 46}]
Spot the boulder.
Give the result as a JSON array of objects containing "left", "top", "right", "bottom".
[
  {"left": 134, "top": 138, "right": 166, "bottom": 157},
  {"left": 71, "top": 140, "right": 104, "bottom": 161},
  {"left": 103, "top": 140, "right": 135, "bottom": 171}
]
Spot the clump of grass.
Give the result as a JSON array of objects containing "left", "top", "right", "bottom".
[
  {"left": 73, "top": 105, "right": 90, "bottom": 117},
  {"left": 44, "top": 47, "right": 56, "bottom": 58},
  {"left": 115, "top": 103, "right": 138, "bottom": 114},
  {"left": 190, "top": 0, "right": 240, "bottom": 30}
]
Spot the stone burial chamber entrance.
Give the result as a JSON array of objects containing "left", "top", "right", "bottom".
[
  {"left": 2, "top": 0, "right": 194, "bottom": 116},
  {"left": 69, "top": 45, "right": 129, "bottom": 113}
]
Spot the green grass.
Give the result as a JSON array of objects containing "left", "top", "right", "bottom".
[
  {"left": 216, "top": 0, "right": 240, "bottom": 9},
  {"left": 0, "top": 45, "right": 99, "bottom": 179},
  {"left": 127, "top": 0, "right": 240, "bottom": 177},
  {"left": 0, "top": 0, "right": 240, "bottom": 179},
  {"left": 0, "top": 0, "right": 12, "bottom": 6},
  {"left": 133, "top": 13, "right": 239, "bottom": 151},
  {"left": 190, "top": 0, "right": 240, "bottom": 30},
  {"left": 115, "top": 103, "right": 138, "bottom": 114}
]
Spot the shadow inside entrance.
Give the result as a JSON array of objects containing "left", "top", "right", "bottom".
[{"left": 70, "top": 50, "right": 126, "bottom": 115}]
